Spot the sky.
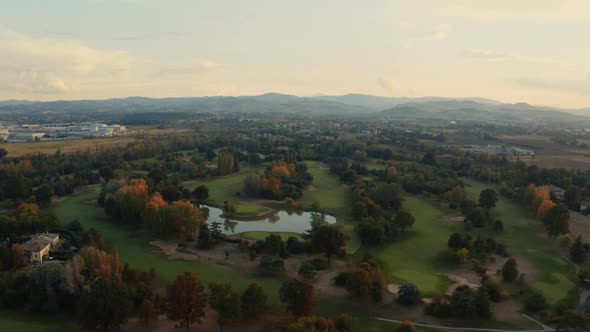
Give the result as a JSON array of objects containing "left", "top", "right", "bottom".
[{"left": 0, "top": 0, "right": 589, "bottom": 109}]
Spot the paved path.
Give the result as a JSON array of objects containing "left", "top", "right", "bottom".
[{"left": 376, "top": 313, "right": 554, "bottom": 332}]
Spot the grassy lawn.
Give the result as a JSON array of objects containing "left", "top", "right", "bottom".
[
  {"left": 302, "top": 161, "right": 360, "bottom": 252},
  {"left": 361, "top": 196, "right": 455, "bottom": 297},
  {"left": 4, "top": 137, "right": 134, "bottom": 157},
  {"left": 184, "top": 166, "right": 273, "bottom": 217},
  {"left": 464, "top": 180, "right": 577, "bottom": 304},
  {"left": 49, "top": 185, "right": 283, "bottom": 303},
  {"left": 240, "top": 231, "right": 303, "bottom": 241},
  {"left": 0, "top": 310, "right": 81, "bottom": 332}
]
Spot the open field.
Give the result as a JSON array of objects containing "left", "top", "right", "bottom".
[
  {"left": 2, "top": 137, "right": 135, "bottom": 157},
  {"left": 0, "top": 310, "right": 81, "bottom": 332},
  {"left": 301, "top": 161, "right": 360, "bottom": 252},
  {"left": 240, "top": 231, "right": 303, "bottom": 241},
  {"left": 498, "top": 135, "right": 590, "bottom": 170},
  {"left": 465, "top": 180, "right": 577, "bottom": 304},
  {"left": 360, "top": 196, "right": 455, "bottom": 297},
  {"left": 50, "top": 185, "right": 283, "bottom": 303},
  {"left": 183, "top": 166, "right": 273, "bottom": 218}
]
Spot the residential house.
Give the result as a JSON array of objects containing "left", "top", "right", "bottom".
[
  {"left": 549, "top": 185, "right": 565, "bottom": 202},
  {"left": 22, "top": 233, "right": 60, "bottom": 265}
]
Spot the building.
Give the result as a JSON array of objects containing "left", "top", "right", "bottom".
[
  {"left": 22, "top": 233, "right": 60, "bottom": 265},
  {"left": 580, "top": 198, "right": 590, "bottom": 211},
  {"left": 549, "top": 185, "right": 566, "bottom": 202}
]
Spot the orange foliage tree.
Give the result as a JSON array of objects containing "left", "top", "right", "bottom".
[{"left": 537, "top": 199, "right": 556, "bottom": 220}]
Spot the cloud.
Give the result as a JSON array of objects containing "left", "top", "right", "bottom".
[
  {"left": 463, "top": 49, "right": 573, "bottom": 68},
  {"left": 463, "top": 49, "right": 514, "bottom": 61},
  {"left": 376, "top": 77, "right": 394, "bottom": 94},
  {"left": 517, "top": 75, "right": 590, "bottom": 96},
  {"left": 401, "top": 0, "right": 590, "bottom": 21},
  {"left": 425, "top": 23, "right": 453, "bottom": 41},
  {"left": 0, "top": 25, "right": 223, "bottom": 98}
]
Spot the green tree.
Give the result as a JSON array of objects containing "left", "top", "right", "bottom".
[
  {"left": 570, "top": 235, "right": 587, "bottom": 263},
  {"left": 223, "top": 200, "right": 237, "bottom": 215},
  {"left": 450, "top": 285, "right": 477, "bottom": 318},
  {"left": 208, "top": 282, "right": 241, "bottom": 332},
  {"left": 394, "top": 210, "right": 415, "bottom": 230},
  {"left": 197, "top": 224, "right": 213, "bottom": 250},
  {"left": 502, "top": 258, "right": 519, "bottom": 282},
  {"left": 397, "top": 283, "right": 421, "bottom": 305},
  {"left": 35, "top": 184, "right": 54, "bottom": 206},
  {"left": 524, "top": 290, "right": 547, "bottom": 313},
  {"left": 192, "top": 184, "right": 209, "bottom": 201},
  {"left": 479, "top": 189, "right": 498, "bottom": 211},
  {"left": 298, "top": 262, "right": 317, "bottom": 280},
  {"left": 241, "top": 283, "right": 267, "bottom": 318},
  {"left": 542, "top": 204, "right": 570, "bottom": 237},
  {"left": 448, "top": 232, "right": 464, "bottom": 249},
  {"left": 311, "top": 225, "right": 345, "bottom": 264},
  {"left": 78, "top": 278, "right": 132, "bottom": 332},
  {"left": 565, "top": 185, "right": 582, "bottom": 205},
  {"left": 279, "top": 279, "right": 314, "bottom": 317},
  {"left": 475, "top": 286, "right": 492, "bottom": 319},
  {"left": 165, "top": 272, "right": 207, "bottom": 332}
]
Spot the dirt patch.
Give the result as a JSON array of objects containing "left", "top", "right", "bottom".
[{"left": 439, "top": 215, "right": 464, "bottom": 225}]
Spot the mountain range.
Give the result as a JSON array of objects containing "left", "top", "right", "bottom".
[{"left": 0, "top": 93, "right": 589, "bottom": 127}]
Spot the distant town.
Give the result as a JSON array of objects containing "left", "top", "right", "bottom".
[{"left": 0, "top": 123, "right": 126, "bottom": 142}]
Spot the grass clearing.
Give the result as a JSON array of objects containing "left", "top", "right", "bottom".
[
  {"left": 240, "top": 231, "right": 303, "bottom": 241},
  {"left": 49, "top": 185, "right": 283, "bottom": 303},
  {"left": 362, "top": 196, "right": 455, "bottom": 297},
  {"left": 302, "top": 161, "right": 360, "bottom": 252},
  {"left": 4, "top": 137, "right": 134, "bottom": 157},
  {"left": 0, "top": 310, "right": 81, "bottom": 332},
  {"left": 464, "top": 180, "right": 577, "bottom": 304}
]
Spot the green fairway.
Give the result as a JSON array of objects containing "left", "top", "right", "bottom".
[
  {"left": 240, "top": 231, "right": 303, "bottom": 241},
  {"left": 0, "top": 310, "right": 81, "bottom": 332},
  {"left": 184, "top": 166, "right": 273, "bottom": 217},
  {"left": 302, "top": 161, "right": 360, "bottom": 252},
  {"left": 50, "top": 186, "right": 283, "bottom": 303},
  {"left": 464, "top": 180, "right": 577, "bottom": 304},
  {"left": 367, "top": 196, "right": 455, "bottom": 297}
]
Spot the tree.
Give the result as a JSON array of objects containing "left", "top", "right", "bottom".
[
  {"left": 448, "top": 232, "right": 464, "bottom": 249},
  {"left": 208, "top": 282, "right": 241, "bottom": 332},
  {"left": 0, "top": 147, "right": 7, "bottom": 159},
  {"left": 335, "top": 313, "right": 353, "bottom": 332},
  {"left": 542, "top": 204, "right": 570, "bottom": 237},
  {"left": 422, "top": 151, "right": 437, "bottom": 166},
  {"left": 450, "top": 285, "right": 477, "bottom": 318},
  {"left": 197, "top": 224, "right": 213, "bottom": 250},
  {"left": 241, "top": 283, "right": 267, "bottom": 318},
  {"left": 279, "top": 279, "right": 314, "bottom": 317},
  {"left": 165, "top": 272, "right": 207, "bottom": 332},
  {"left": 502, "top": 258, "right": 518, "bottom": 282},
  {"left": 494, "top": 219, "right": 503, "bottom": 232},
  {"left": 311, "top": 226, "right": 345, "bottom": 264},
  {"left": 139, "top": 299, "right": 158, "bottom": 328},
  {"left": 524, "top": 290, "right": 547, "bottom": 313},
  {"left": 475, "top": 286, "right": 492, "bottom": 319},
  {"left": 571, "top": 235, "right": 587, "bottom": 263},
  {"left": 372, "top": 183, "right": 404, "bottom": 210},
  {"left": 479, "top": 189, "right": 498, "bottom": 211},
  {"left": 396, "top": 320, "right": 416, "bottom": 332},
  {"left": 223, "top": 200, "right": 237, "bottom": 215},
  {"left": 397, "top": 283, "right": 421, "bottom": 305},
  {"left": 192, "top": 184, "right": 209, "bottom": 201},
  {"left": 394, "top": 211, "right": 415, "bottom": 230},
  {"left": 78, "top": 277, "right": 132, "bottom": 332},
  {"left": 298, "top": 261, "right": 317, "bottom": 280},
  {"left": 35, "top": 184, "right": 54, "bottom": 206},
  {"left": 565, "top": 185, "right": 582, "bottom": 205},
  {"left": 11, "top": 243, "right": 25, "bottom": 268}
]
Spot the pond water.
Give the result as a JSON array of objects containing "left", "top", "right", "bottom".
[{"left": 202, "top": 205, "right": 336, "bottom": 235}]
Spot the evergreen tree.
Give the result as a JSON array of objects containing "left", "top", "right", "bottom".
[
  {"left": 197, "top": 224, "right": 213, "bottom": 250},
  {"left": 570, "top": 235, "right": 586, "bottom": 263},
  {"left": 475, "top": 286, "right": 492, "bottom": 319},
  {"left": 502, "top": 258, "right": 519, "bottom": 282}
]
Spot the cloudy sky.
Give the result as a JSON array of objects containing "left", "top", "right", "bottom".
[{"left": 1, "top": 0, "right": 589, "bottom": 108}]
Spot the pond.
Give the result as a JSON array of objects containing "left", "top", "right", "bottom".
[{"left": 202, "top": 205, "right": 336, "bottom": 235}]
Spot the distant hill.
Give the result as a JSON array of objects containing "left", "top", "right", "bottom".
[
  {"left": 0, "top": 93, "right": 589, "bottom": 126},
  {"left": 378, "top": 100, "right": 590, "bottom": 127}
]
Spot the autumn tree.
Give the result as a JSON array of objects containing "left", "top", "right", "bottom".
[
  {"left": 396, "top": 320, "right": 416, "bottom": 332},
  {"left": 279, "top": 279, "right": 315, "bottom": 317},
  {"left": 165, "top": 272, "right": 207, "bottom": 332},
  {"left": 241, "top": 283, "right": 267, "bottom": 318},
  {"left": 11, "top": 243, "right": 25, "bottom": 268},
  {"left": 208, "top": 282, "right": 241, "bottom": 332},
  {"left": 537, "top": 199, "right": 556, "bottom": 220}
]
